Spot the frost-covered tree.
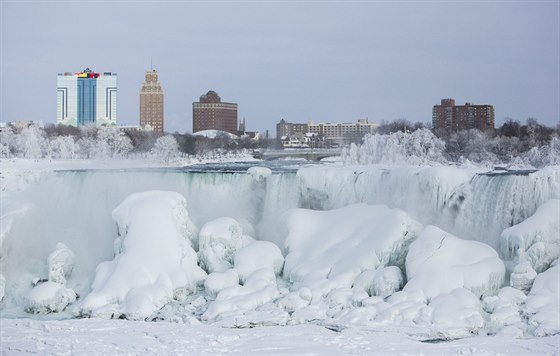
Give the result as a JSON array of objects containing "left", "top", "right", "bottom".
[
  {"left": 96, "top": 127, "right": 133, "bottom": 159},
  {"left": 342, "top": 129, "right": 446, "bottom": 165},
  {"left": 47, "top": 136, "right": 77, "bottom": 159},
  {"left": 16, "top": 125, "right": 46, "bottom": 159},
  {"left": 151, "top": 135, "right": 179, "bottom": 164}
]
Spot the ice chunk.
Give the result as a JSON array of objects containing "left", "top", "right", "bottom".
[
  {"left": 47, "top": 243, "right": 75, "bottom": 284},
  {"left": 204, "top": 269, "right": 239, "bottom": 300},
  {"left": 523, "top": 264, "right": 560, "bottom": 336},
  {"left": 405, "top": 225, "right": 505, "bottom": 299},
  {"left": 501, "top": 199, "right": 560, "bottom": 272},
  {"left": 198, "top": 217, "right": 247, "bottom": 274},
  {"left": 282, "top": 204, "right": 423, "bottom": 294},
  {"left": 510, "top": 261, "right": 537, "bottom": 293},
  {"left": 26, "top": 281, "right": 76, "bottom": 314},
  {"left": 233, "top": 241, "right": 284, "bottom": 283},
  {"left": 77, "top": 191, "right": 206, "bottom": 320},
  {"left": 372, "top": 266, "right": 405, "bottom": 298}
]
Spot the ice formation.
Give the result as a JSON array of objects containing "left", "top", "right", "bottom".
[
  {"left": 500, "top": 199, "right": 560, "bottom": 272},
  {"left": 247, "top": 166, "right": 272, "bottom": 183},
  {"left": 77, "top": 191, "right": 206, "bottom": 320},
  {"left": 510, "top": 261, "right": 538, "bottom": 293},
  {"left": 47, "top": 243, "right": 75, "bottom": 284},
  {"left": 405, "top": 225, "right": 505, "bottom": 299}
]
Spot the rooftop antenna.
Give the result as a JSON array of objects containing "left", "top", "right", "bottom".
[{"left": 150, "top": 57, "right": 153, "bottom": 72}]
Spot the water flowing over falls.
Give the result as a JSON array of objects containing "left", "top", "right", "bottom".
[{"left": 0, "top": 164, "right": 559, "bottom": 317}]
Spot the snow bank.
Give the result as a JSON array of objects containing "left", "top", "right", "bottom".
[
  {"left": 233, "top": 241, "right": 284, "bottom": 283},
  {"left": 483, "top": 287, "right": 526, "bottom": 335},
  {"left": 524, "top": 264, "right": 560, "bottom": 336},
  {"left": 501, "top": 199, "right": 560, "bottom": 272},
  {"left": 77, "top": 191, "right": 206, "bottom": 320},
  {"left": 427, "top": 288, "right": 484, "bottom": 328},
  {"left": 281, "top": 204, "right": 423, "bottom": 294},
  {"left": 405, "top": 226, "right": 505, "bottom": 299},
  {"left": 198, "top": 217, "right": 253, "bottom": 274}
]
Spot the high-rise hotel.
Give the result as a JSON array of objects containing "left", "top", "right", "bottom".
[
  {"left": 139, "top": 70, "right": 164, "bottom": 133},
  {"left": 57, "top": 68, "right": 117, "bottom": 127},
  {"left": 192, "top": 90, "right": 237, "bottom": 134}
]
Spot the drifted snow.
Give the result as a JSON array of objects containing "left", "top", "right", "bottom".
[
  {"left": 77, "top": 191, "right": 206, "bottom": 320},
  {"left": 500, "top": 199, "right": 560, "bottom": 272},
  {"left": 405, "top": 225, "right": 505, "bottom": 299}
]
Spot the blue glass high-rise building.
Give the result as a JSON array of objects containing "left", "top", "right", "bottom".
[{"left": 57, "top": 68, "right": 117, "bottom": 127}]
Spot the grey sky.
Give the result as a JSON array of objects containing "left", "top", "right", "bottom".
[{"left": 1, "top": 0, "right": 559, "bottom": 134}]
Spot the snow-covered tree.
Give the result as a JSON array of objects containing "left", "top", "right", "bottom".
[
  {"left": 47, "top": 136, "right": 77, "bottom": 159},
  {"left": 16, "top": 125, "right": 46, "bottom": 159},
  {"left": 151, "top": 135, "right": 179, "bottom": 164},
  {"left": 96, "top": 127, "right": 132, "bottom": 159}
]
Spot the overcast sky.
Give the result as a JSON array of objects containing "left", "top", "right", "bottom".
[{"left": 1, "top": 0, "right": 559, "bottom": 134}]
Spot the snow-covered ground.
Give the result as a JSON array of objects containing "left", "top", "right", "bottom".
[
  {"left": 1, "top": 157, "right": 559, "bottom": 354},
  {"left": 0, "top": 318, "right": 558, "bottom": 355}
]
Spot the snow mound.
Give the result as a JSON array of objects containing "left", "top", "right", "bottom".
[
  {"left": 233, "top": 241, "right": 284, "bottom": 283},
  {"left": 247, "top": 167, "right": 272, "bottom": 183},
  {"left": 427, "top": 288, "right": 484, "bottom": 329},
  {"left": 353, "top": 266, "right": 404, "bottom": 298},
  {"left": 483, "top": 287, "right": 526, "bottom": 334},
  {"left": 198, "top": 217, "right": 252, "bottom": 274},
  {"left": 282, "top": 204, "right": 423, "bottom": 294},
  {"left": 204, "top": 269, "right": 239, "bottom": 300},
  {"left": 0, "top": 274, "right": 6, "bottom": 302},
  {"left": 405, "top": 225, "right": 505, "bottom": 299},
  {"left": 202, "top": 268, "right": 280, "bottom": 321},
  {"left": 26, "top": 281, "right": 76, "bottom": 314},
  {"left": 47, "top": 243, "right": 75, "bottom": 284},
  {"left": 501, "top": 199, "right": 560, "bottom": 272},
  {"left": 524, "top": 264, "right": 560, "bottom": 336},
  {"left": 77, "top": 191, "right": 206, "bottom": 320}
]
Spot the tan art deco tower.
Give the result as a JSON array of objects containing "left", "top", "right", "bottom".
[{"left": 140, "top": 70, "right": 164, "bottom": 133}]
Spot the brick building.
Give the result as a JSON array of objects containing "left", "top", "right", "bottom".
[
  {"left": 192, "top": 90, "right": 238, "bottom": 134},
  {"left": 432, "top": 99, "right": 494, "bottom": 132},
  {"left": 139, "top": 70, "right": 164, "bottom": 133}
]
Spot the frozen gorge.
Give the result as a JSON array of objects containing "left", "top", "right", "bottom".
[{"left": 0, "top": 155, "right": 559, "bottom": 354}]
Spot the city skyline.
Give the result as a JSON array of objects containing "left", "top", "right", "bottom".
[{"left": 1, "top": 1, "right": 559, "bottom": 134}]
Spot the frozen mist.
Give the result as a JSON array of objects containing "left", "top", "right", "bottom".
[{"left": 1, "top": 157, "right": 559, "bottom": 354}]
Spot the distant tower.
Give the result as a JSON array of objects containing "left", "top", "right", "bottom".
[
  {"left": 140, "top": 70, "right": 164, "bottom": 133},
  {"left": 57, "top": 68, "right": 117, "bottom": 127}
]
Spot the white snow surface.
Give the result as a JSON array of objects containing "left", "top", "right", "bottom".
[
  {"left": 2, "top": 318, "right": 558, "bottom": 355},
  {"left": 405, "top": 225, "right": 506, "bottom": 299},
  {"left": 25, "top": 281, "right": 76, "bottom": 314},
  {"left": 76, "top": 191, "right": 206, "bottom": 320},
  {"left": 233, "top": 241, "right": 284, "bottom": 283},
  {"left": 524, "top": 264, "right": 560, "bottom": 336}
]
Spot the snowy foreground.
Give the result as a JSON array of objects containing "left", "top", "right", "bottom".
[
  {"left": 1, "top": 158, "right": 559, "bottom": 354},
  {"left": 1, "top": 318, "right": 559, "bottom": 355}
]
